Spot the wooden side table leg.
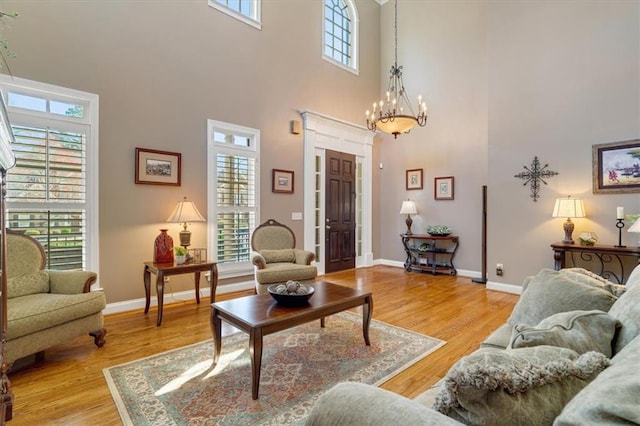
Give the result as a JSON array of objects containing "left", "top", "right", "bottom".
[
  {"left": 156, "top": 272, "right": 165, "bottom": 326},
  {"left": 194, "top": 272, "right": 201, "bottom": 304},
  {"left": 211, "top": 308, "right": 222, "bottom": 365},
  {"left": 143, "top": 267, "right": 151, "bottom": 314},
  {"left": 362, "top": 295, "right": 373, "bottom": 346},
  {"left": 249, "top": 328, "right": 263, "bottom": 400},
  {"left": 210, "top": 264, "right": 218, "bottom": 303}
]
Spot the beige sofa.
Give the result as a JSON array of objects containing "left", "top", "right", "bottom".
[
  {"left": 306, "top": 267, "right": 640, "bottom": 425},
  {"left": 6, "top": 230, "right": 106, "bottom": 364}
]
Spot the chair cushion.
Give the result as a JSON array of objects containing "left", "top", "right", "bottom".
[
  {"left": 255, "top": 263, "right": 317, "bottom": 284},
  {"left": 509, "top": 310, "right": 620, "bottom": 357},
  {"left": 433, "top": 346, "right": 609, "bottom": 426},
  {"left": 608, "top": 279, "right": 640, "bottom": 354},
  {"left": 7, "top": 270, "right": 49, "bottom": 299},
  {"left": 7, "top": 291, "right": 106, "bottom": 339},
  {"left": 260, "top": 249, "right": 296, "bottom": 264}
]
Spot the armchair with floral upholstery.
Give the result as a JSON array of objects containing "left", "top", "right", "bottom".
[
  {"left": 5, "top": 229, "right": 106, "bottom": 364},
  {"left": 251, "top": 219, "right": 317, "bottom": 294}
]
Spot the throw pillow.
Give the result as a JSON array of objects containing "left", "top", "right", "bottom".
[
  {"left": 560, "top": 268, "right": 626, "bottom": 297},
  {"left": 509, "top": 310, "right": 620, "bottom": 357},
  {"left": 555, "top": 334, "right": 640, "bottom": 425},
  {"left": 508, "top": 268, "right": 618, "bottom": 327},
  {"left": 7, "top": 270, "right": 49, "bottom": 299},
  {"left": 608, "top": 281, "right": 640, "bottom": 354},
  {"left": 433, "top": 346, "right": 610, "bottom": 426},
  {"left": 259, "top": 249, "right": 296, "bottom": 264}
]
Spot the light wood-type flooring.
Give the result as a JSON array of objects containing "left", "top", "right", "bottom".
[{"left": 7, "top": 265, "right": 519, "bottom": 425}]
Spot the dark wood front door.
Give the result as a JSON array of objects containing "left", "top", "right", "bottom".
[{"left": 325, "top": 150, "right": 356, "bottom": 273}]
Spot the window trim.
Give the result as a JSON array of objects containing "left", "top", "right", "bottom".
[
  {"left": 322, "top": 0, "right": 359, "bottom": 75},
  {"left": 207, "top": 119, "right": 260, "bottom": 279},
  {"left": 0, "top": 75, "right": 99, "bottom": 283},
  {"left": 208, "top": 0, "right": 262, "bottom": 30}
]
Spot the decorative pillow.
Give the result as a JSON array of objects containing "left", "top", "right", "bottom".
[
  {"left": 509, "top": 310, "right": 620, "bottom": 357},
  {"left": 7, "top": 270, "right": 49, "bottom": 299},
  {"left": 560, "top": 268, "right": 626, "bottom": 297},
  {"left": 608, "top": 281, "right": 640, "bottom": 354},
  {"left": 433, "top": 346, "right": 610, "bottom": 426},
  {"left": 508, "top": 269, "right": 618, "bottom": 327},
  {"left": 259, "top": 249, "right": 296, "bottom": 264},
  {"left": 555, "top": 334, "right": 640, "bottom": 425}
]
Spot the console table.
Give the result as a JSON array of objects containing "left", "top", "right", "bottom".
[
  {"left": 551, "top": 242, "right": 640, "bottom": 284},
  {"left": 143, "top": 260, "right": 218, "bottom": 326},
  {"left": 401, "top": 234, "right": 458, "bottom": 275}
]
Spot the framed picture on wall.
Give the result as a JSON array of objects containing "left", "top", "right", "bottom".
[
  {"left": 272, "top": 169, "right": 294, "bottom": 193},
  {"left": 593, "top": 139, "right": 640, "bottom": 194},
  {"left": 135, "top": 148, "right": 181, "bottom": 186},
  {"left": 434, "top": 176, "right": 454, "bottom": 200},
  {"left": 406, "top": 169, "right": 423, "bottom": 190}
]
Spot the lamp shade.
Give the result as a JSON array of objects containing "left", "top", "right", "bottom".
[
  {"left": 167, "top": 197, "right": 206, "bottom": 223},
  {"left": 552, "top": 197, "right": 585, "bottom": 219},
  {"left": 400, "top": 200, "right": 418, "bottom": 215},
  {"left": 628, "top": 218, "right": 640, "bottom": 233}
]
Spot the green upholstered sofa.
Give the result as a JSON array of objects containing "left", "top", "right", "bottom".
[
  {"left": 6, "top": 230, "right": 107, "bottom": 364},
  {"left": 251, "top": 219, "right": 317, "bottom": 295},
  {"left": 306, "top": 267, "right": 640, "bottom": 425}
]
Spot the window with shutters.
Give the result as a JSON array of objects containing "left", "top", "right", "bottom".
[
  {"left": 1, "top": 76, "right": 99, "bottom": 273},
  {"left": 207, "top": 119, "right": 259, "bottom": 277},
  {"left": 323, "top": 0, "right": 358, "bottom": 73},
  {"left": 209, "top": 0, "right": 261, "bottom": 30}
]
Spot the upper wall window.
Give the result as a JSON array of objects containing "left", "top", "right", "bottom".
[
  {"left": 209, "top": 0, "right": 261, "bottom": 30},
  {"left": 323, "top": 0, "right": 358, "bottom": 74}
]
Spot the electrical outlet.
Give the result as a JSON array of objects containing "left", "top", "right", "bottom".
[
  {"left": 164, "top": 276, "right": 170, "bottom": 283},
  {"left": 496, "top": 263, "right": 504, "bottom": 276}
]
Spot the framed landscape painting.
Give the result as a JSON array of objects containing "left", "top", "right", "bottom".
[
  {"left": 135, "top": 148, "right": 181, "bottom": 186},
  {"left": 272, "top": 169, "right": 294, "bottom": 193},
  {"left": 593, "top": 139, "right": 640, "bottom": 194}
]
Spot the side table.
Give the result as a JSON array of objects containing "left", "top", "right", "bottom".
[{"left": 143, "top": 260, "right": 218, "bottom": 326}]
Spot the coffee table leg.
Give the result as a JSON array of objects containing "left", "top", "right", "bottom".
[
  {"left": 362, "top": 295, "right": 373, "bottom": 346},
  {"left": 249, "top": 328, "right": 263, "bottom": 400},
  {"left": 211, "top": 308, "right": 222, "bottom": 364}
]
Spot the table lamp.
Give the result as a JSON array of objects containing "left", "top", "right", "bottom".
[
  {"left": 167, "top": 196, "right": 206, "bottom": 249},
  {"left": 400, "top": 200, "right": 418, "bottom": 235},
  {"left": 628, "top": 217, "right": 640, "bottom": 247},
  {"left": 552, "top": 196, "right": 585, "bottom": 244}
]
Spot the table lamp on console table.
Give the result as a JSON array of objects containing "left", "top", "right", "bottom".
[
  {"left": 552, "top": 196, "right": 585, "bottom": 244},
  {"left": 400, "top": 200, "right": 418, "bottom": 235}
]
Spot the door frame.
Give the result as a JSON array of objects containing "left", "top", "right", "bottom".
[{"left": 301, "top": 111, "right": 374, "bottom": 275}]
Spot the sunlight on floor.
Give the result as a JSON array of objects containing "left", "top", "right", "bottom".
[{"left": 155, "top": 349, "right": 246, "bottom": 396}]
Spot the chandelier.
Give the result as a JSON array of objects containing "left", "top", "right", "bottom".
[{"left": 366, "top": 0, "right": 427, "bottom": 139}]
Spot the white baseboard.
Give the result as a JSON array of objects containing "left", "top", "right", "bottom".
[
  {"left": 103, "top": 280, "right": 255, "bottom": 315},
  {"left": 486, "top": 280, "right": 523, "bottom": 295}
]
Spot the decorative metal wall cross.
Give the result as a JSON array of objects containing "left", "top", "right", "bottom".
[{"left": 514, "top": 156, "right": 558, "bottom": 202}]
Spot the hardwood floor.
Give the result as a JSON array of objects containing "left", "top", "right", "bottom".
[{"left": 7, "top": 265, "right": 518, "bottom": 425}]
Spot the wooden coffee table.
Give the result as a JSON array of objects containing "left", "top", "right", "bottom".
[{"left": 210, "top": 281, "right": 373, "bottom": 399}]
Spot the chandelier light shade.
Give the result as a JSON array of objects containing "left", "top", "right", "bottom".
[
  {"left": 167, "top": 196, "right": 206, "bottom": 249},
  {"left": 400, "top": 200, "right": 418, "bottom": 235},
  {"left": 552, "top": 196, "right": 586, "bottom": 244},
  {"left": 366, "top": 0, "right": 428, "bottom": 138}
]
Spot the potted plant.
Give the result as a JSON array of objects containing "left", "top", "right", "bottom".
[{"left": 174, "top": 247, "right": 187, "bottom": 264}]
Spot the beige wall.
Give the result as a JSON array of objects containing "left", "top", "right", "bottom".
[
  {"left": 2, "top": 0, "right": 381, "bottom": 303},
  {"left": 377, "top": 0, "right": 639, "bottom": 288}
]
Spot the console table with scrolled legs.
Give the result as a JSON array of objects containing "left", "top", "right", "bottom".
[
  {"left": 551, "top": 242, "right": 640, "bottom": 284},
  {"left": 401, "top": 234, "right": 458, "bottom": 276}
]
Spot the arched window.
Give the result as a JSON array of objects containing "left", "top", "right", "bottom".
[{"left": 323, "top": 0, "right": 358, "bottom": 73}]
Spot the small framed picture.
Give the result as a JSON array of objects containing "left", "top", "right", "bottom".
[
  {"left": 272, "top": 169, "right": 294, "bottom": 193},
  {"left": 434, "top": 176, "right": 454, "bottom": 200},
  {"left": 592, "top": 139, "right": 640, "bottom": 194},
  {"left": 135, "top": 148, "right": 181, "bottom": 186},
  {"left": 406, "top": 169, "right": 423, "bottom": 190}
]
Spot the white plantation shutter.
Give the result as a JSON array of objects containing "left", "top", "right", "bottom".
[{"left": 208, "top": 120, "right": 260, "bottom": 275}]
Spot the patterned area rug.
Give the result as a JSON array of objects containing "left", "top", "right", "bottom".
[{"left": 104, "top": 310, "right": 445, "bottom": 425}]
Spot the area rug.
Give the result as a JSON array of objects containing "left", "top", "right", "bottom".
[{"left": 104, "top": 310, "right": 445, "bottom": 425}]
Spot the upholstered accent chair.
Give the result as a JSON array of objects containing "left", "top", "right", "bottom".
[
  {"left": 5, "top": 230, "right": 106, "bottom": 364},
  {"left": 251, "top": 219, "right": 317, "bottom": 295}
]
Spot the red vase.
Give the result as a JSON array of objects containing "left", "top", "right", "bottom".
[{"left": 154, "top": 229, "right": 174, "bottom": 263}]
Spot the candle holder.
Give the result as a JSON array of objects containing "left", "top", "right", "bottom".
[{"left": 615, "top": 218, "right": 626, "bottom": 248}]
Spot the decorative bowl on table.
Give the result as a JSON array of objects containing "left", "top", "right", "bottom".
[
  {"left": 426, "top": 225, "right": 452, "bottom": 236},
  {"left": 267, "top": 281, "right": 315, "bottom": 307}
]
